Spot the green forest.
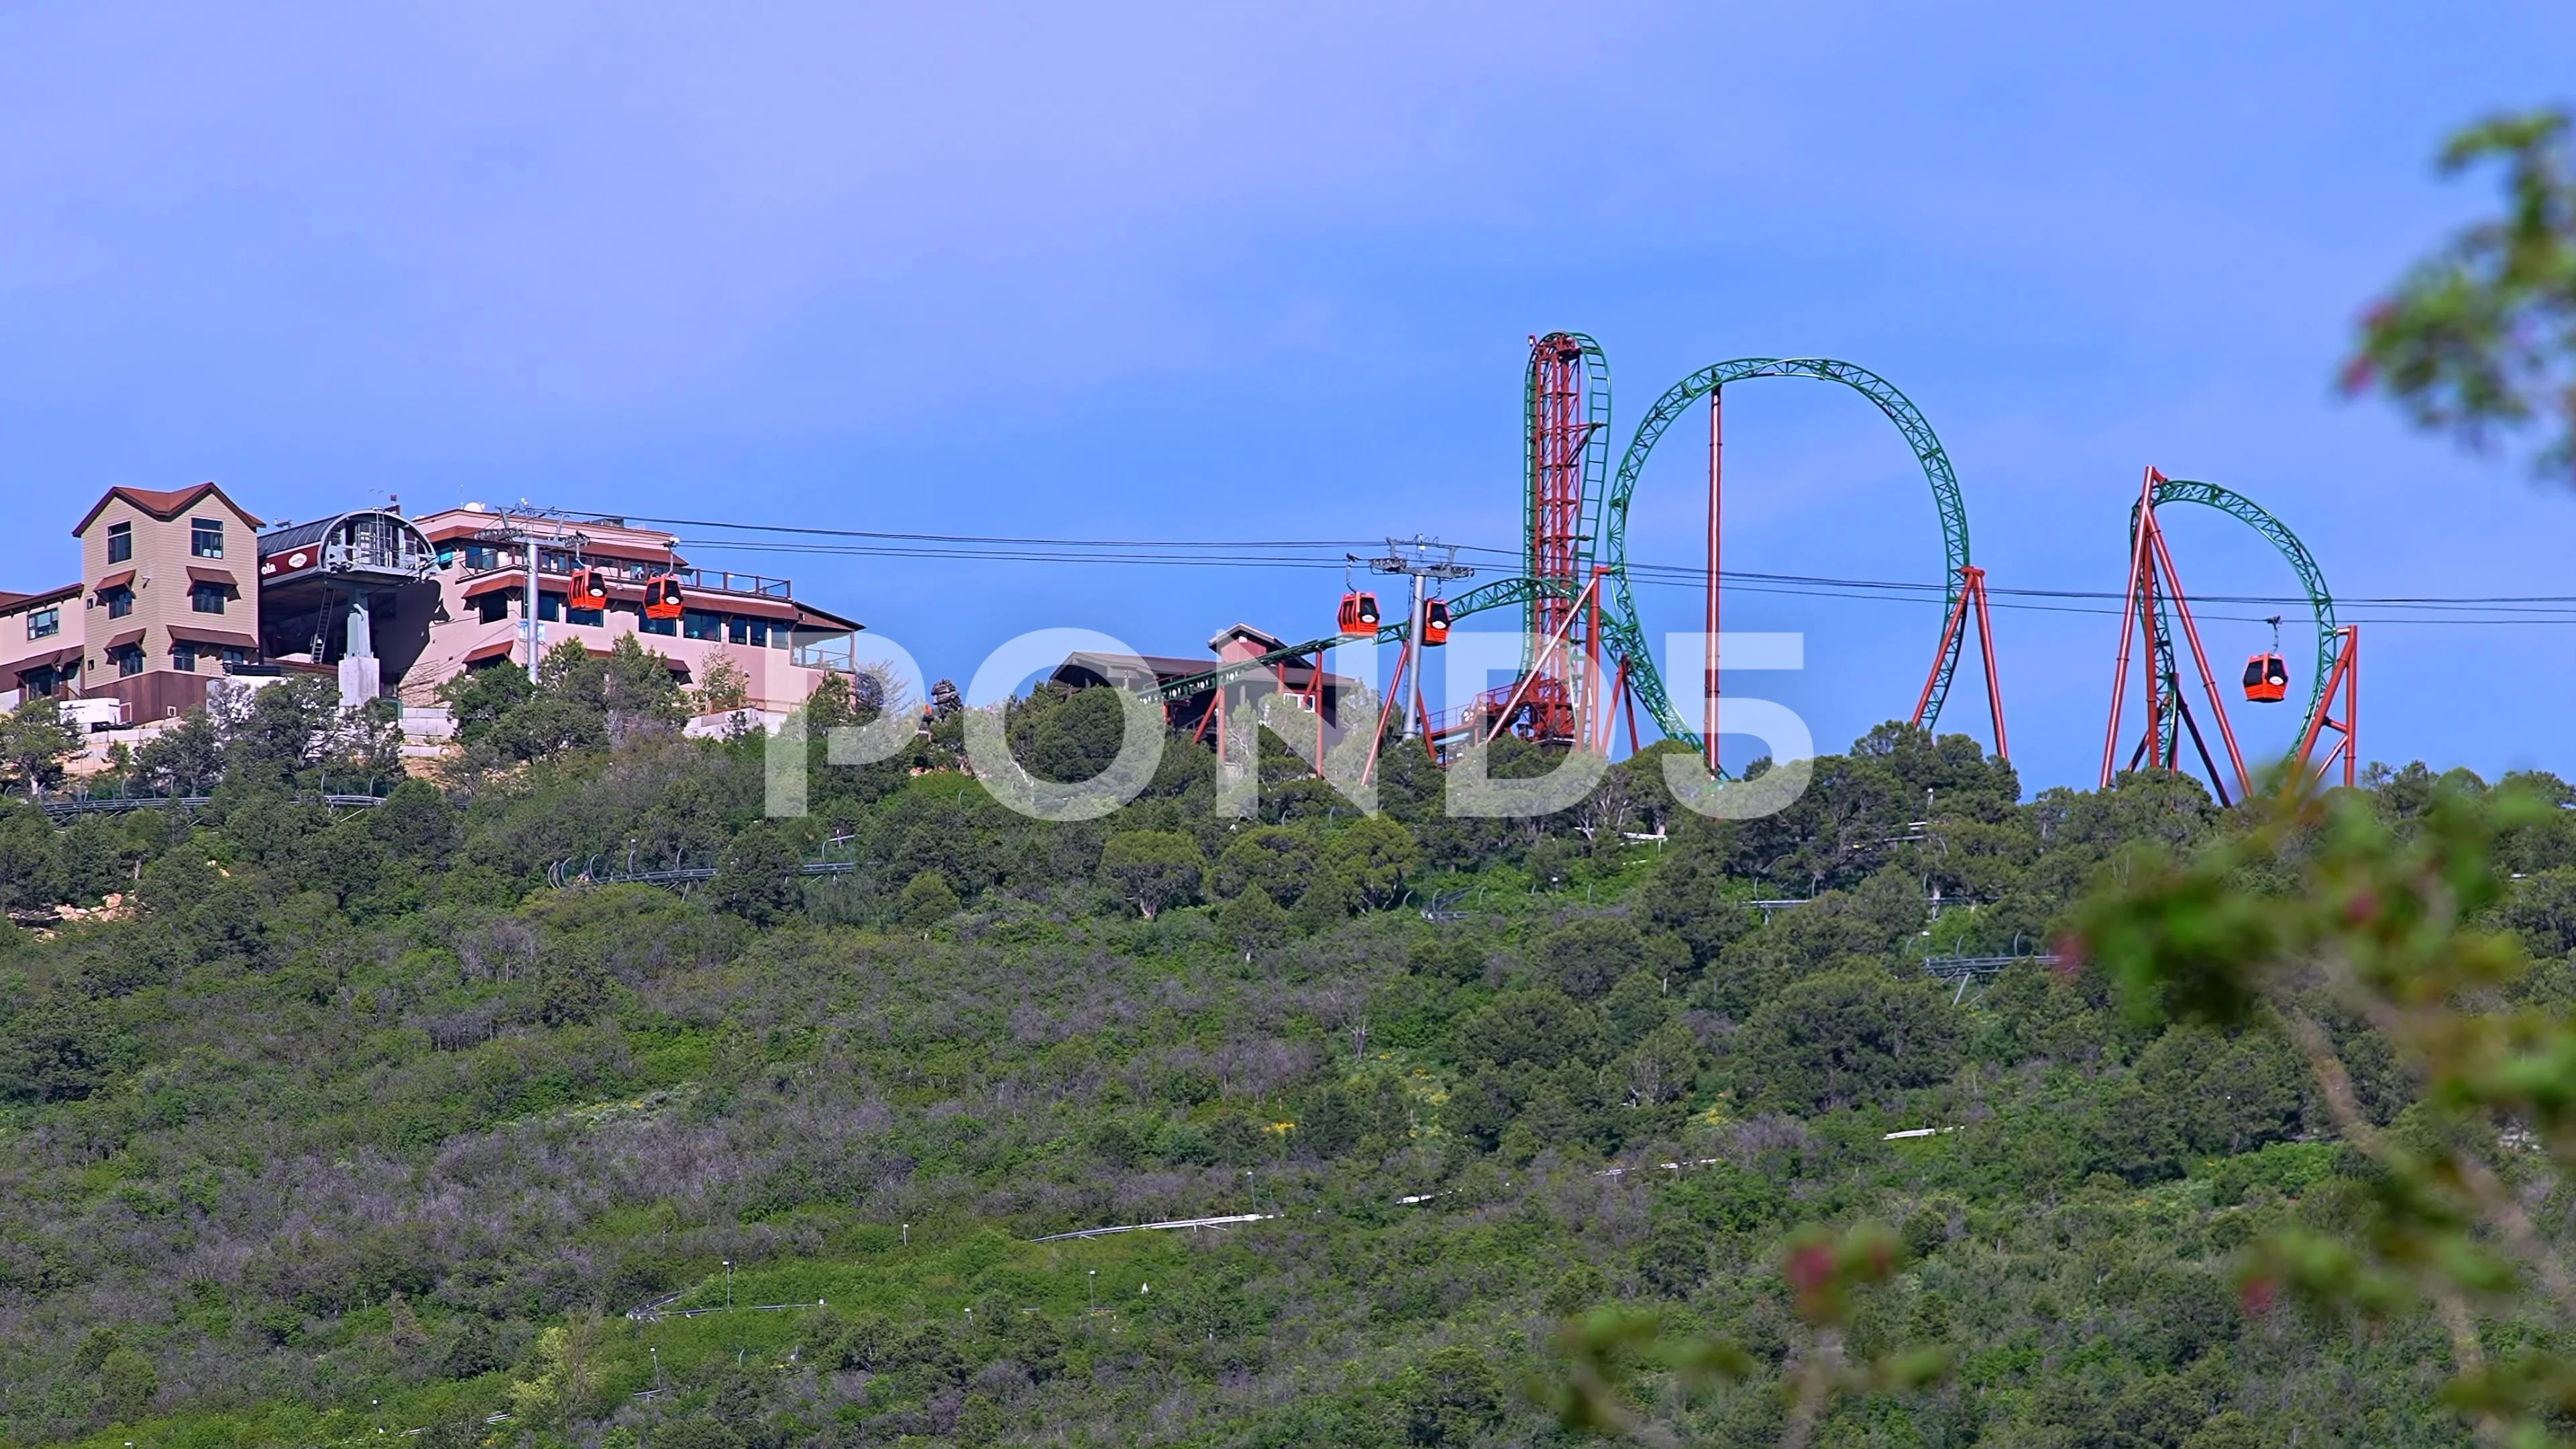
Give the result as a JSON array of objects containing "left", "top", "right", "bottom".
[{"left": 2, "top": 640, "right": 2573, "bottom": 1449}]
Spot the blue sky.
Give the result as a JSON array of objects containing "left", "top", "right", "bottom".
[{"left": 2, "top": 4, "right": 2570, "bottom": 792}]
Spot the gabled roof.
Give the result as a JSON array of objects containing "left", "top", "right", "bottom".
[
  {"left": 1208, "top": 622, "right": 1287, "bottom": 654},
  {"left": 1051, "top": 651, "right": 1213, "bottom": 688},
  {"left": 0, "top": 583, "right": 80, "bottom": 613},
  {"left": 794, "top": 601, "right": 863, "bottom": 632},
  {"left": 72, "top": 483, "right": 265, "bottom": 537}
]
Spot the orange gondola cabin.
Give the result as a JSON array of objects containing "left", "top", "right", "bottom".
[
  {"left": 2242, "top": 653, "right": 2289, "bottom": 703},
  {"left": 644, "top": 574, "right": 686, "bottom": 621},
  {"left": 568, "top": 567, "right": 610, "bottom": 611},
  {"left": 1338, "top": 590, "right": 1380, "bottom": 634},
  {"left": 1421, "top": 598, "right": 1453, "bottom": 645}
]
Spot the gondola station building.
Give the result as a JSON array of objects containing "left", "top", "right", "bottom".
[{"left": 0, "top": 484, "right": 866, "bottom": 732}]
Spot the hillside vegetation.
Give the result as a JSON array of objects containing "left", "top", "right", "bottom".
[{"left": 1, "top": 657, "right": 2571, "bottom": 1448}]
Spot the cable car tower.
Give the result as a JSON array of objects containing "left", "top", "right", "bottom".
[
  {"left": 2102, "top": 468, "right": 2357, "bottom": 803},
  {"left": 1348, "top": 537, "right": 1478, "bottom": 783}
]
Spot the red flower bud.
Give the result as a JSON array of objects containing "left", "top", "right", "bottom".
[
  {"left": 2048, "top": 933, "right": 2086, "bottom": 983},
  {"left": 2239, "top": 1277, "right": 2277, "bottom": 1316},
  {"left": 1787, "top": 1244, "right": 1833, "bottom": 1297}
]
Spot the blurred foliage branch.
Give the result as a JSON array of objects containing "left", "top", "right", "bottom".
[
  {"left": 1538, "top": 1223, "right": 1947, "bottom": 1449},
  {"left": 2078, "top": 773, "right": 2575, "bottom": 1444},
  {"left": 2345, "top": 107, "right": 2576, "bottom": 480}
]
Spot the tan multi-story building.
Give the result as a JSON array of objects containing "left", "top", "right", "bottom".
[
  {"left": 0, "top": 583, "right": 84, "bottom": 706},
  {"left": 0, "top": 484, "right": 266, "bottom": 722},
  {"left": 0, "top": 486, "right": 865, "bottom": 730}
]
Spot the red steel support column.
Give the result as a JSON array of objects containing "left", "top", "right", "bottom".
[
  {"left": 2141, "top": 549, "right": 2163, "bottom": 771},
  {"left": 1705, "top": 387, "right": 1722, "bottom": 775},
  {"left": 1969, "top": 568, "right": 2009, "bottom": 761},
  {"left": 1363, "top": 640, "right": 1412, "bottom": 787},
  {"left": 1527, "top": 335, "right": 1588, "bottom": 745},
  {"left": 2295, "top": 626, "right": 2361, "bottom": 789},
  {"left": 1909, "top": 564, "right": 2006, "bottom": 762},
  {"left": 1911, "top": 579, "right": 1974, "bottom": 728},
  {"left": 2147, "top": 530, "right": 2249, "bottom": 798},
  {"left": 2102, "top": 467, "right": 2160, "bottom": 787}
]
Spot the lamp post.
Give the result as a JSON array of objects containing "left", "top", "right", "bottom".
[
  {"left": 1088, "top": 1269, "right": 1096, "bottom": 1314},
  {"left": 723, "top": 1259, "right": 733, "bottom": 1309}
]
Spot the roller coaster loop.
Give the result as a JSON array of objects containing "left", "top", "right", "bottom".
[
  {"left": 2125, "top": 478, "right": 2337, "bottom": 765},
  {"left": 1596, "top": 359, "right": 1972, "bottom": 757}
]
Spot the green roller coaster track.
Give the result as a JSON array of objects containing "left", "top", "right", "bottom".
[
  {"left": 1134, "top": 350, "right": 1973, "bottom": 770},
  {"left": 1596, "top": 358, "right": 1972, "bottom": 756},
  {"left": 2127, "top": 479, "right": 2337, "bottom": 760}
]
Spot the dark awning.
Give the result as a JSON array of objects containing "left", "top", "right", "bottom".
[
  {"left": 13, "top": 645, "right": 83, "bottom": 673},
  {"left": 164, "top": 625, "right": 260, "bottom": 651}
]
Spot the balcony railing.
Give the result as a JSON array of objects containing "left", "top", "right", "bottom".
[
  {"left": 791, "top": 631, "right": 859, "bottom": 672},
  {"left": 674, "top": 568, "right": 792, "bottom": 599},
  {"left": 460, "top": 557, "right": 794, "bottom": 600}
]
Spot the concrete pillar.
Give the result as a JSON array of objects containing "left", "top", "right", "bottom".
[
  {"left": 337, "top": 590, "right": 380, "bottom": 704},
  {"left": 346, "top": 590, "right": 374, "bottom": 660}
]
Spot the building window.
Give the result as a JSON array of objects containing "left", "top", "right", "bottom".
[
  {"left": 462, "top": 545, "right": 500, "bottom": 572},
  {"left": 27, "top": 607, "right": 58, "bottom": 640},
  {"left": 191, "top": 519, "right": 224, "bottom": 557},
  {"left": 537, "top": 591, "right": 564, "bottom": 622},
  {"left": 568, "top": 604, "right": 604, "bottom": 627},
  {"left": 107, "top": 522, "right": 132, "bottom": 564},
  {"left": 113, "top": 645, "right": 144, "bottom": 678},
  {"left": 103, "top": 586, "right": 133, "bottom": 619},
  {"left": 476, "top": 591, "right": 510, "bottom": 625},
  {"left": 436, "top": 545, "right": 456, "bottom": 569},
  {"left": 172, "top": 641, "right": 198, "bottom": 673},
  {"left": 640, "top": 612, "right": 677, "bottom": 637},
  {"left": 221, "top": 647, "right": 250, "bottom": 669},
  {"left": 191, "top": 582, "right": 228, "bottom": 614},
  {"left": 682, "top": 609, "right": 721, "bottom": 641}
]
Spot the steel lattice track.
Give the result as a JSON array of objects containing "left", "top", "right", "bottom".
[
  {"left": 1599, "top": 358, "right": 1972, "bottom": 759},
  {"left": 2127, "top": 479, "right": 2339, "bottom": 759}
]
